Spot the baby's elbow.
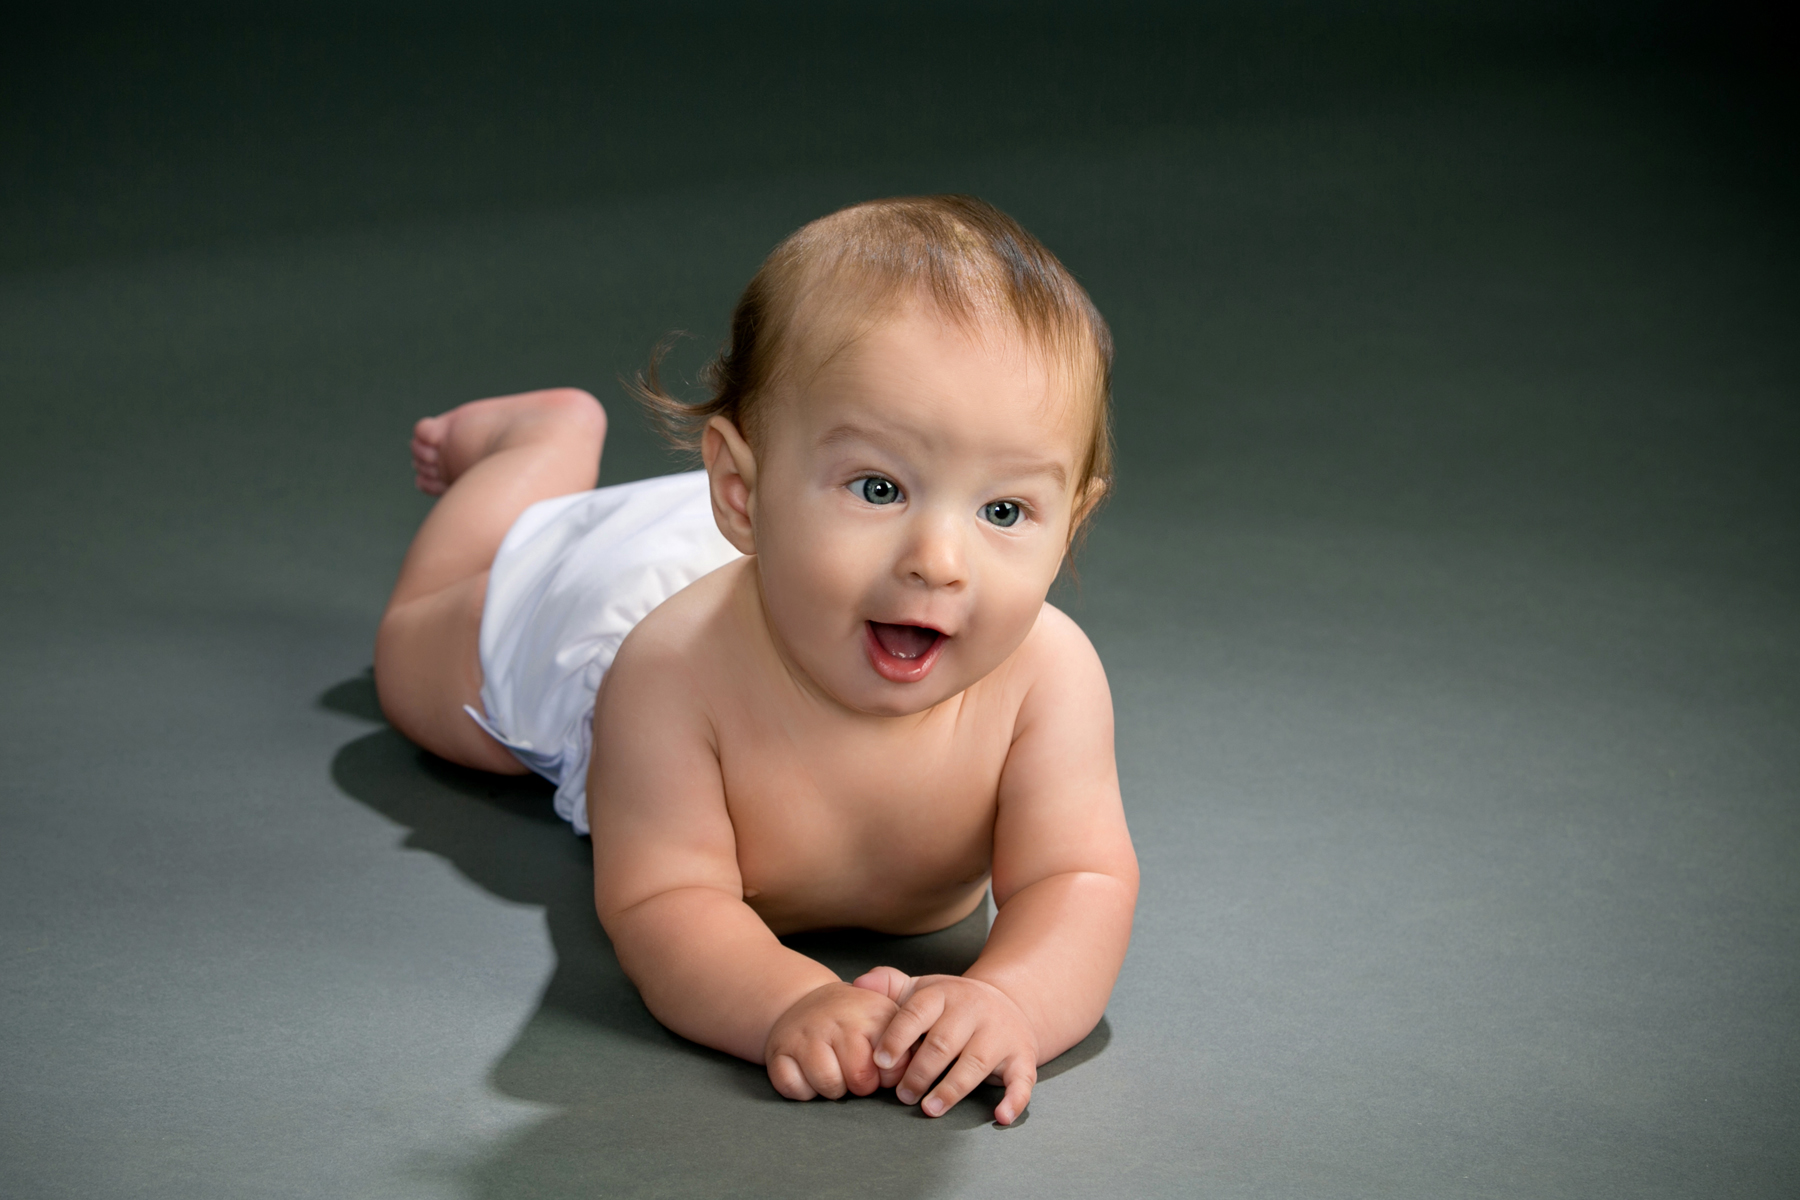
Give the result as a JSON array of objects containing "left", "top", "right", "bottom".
[
  {"left": 593, "top": 879, "right": 667, "bottom": 941},
  {"left": 997, "top": 866, "right": 1136, "bottom": 913},
  {"left": 1063, "top": 850, "right": 1140, "bottom": 909},
  {"left": 1084, "top": 865, "right": 1138, "bottom": 912},
  {"left": 1113, "top": 855, "right": 1140, "bottom": 907},
  {"left": 1069, "top": 866, "right": 1137, "bottom": 927},
  {"left": 592, "top": 877, "right": 663, "bottom": 959},
  {"left": 593, "top": 893, "right": 668, "bottom": 998}
]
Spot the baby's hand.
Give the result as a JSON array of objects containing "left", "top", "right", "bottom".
[
  {"left": 853, "top": 967, "right": 1040, "bottom": 1125},
  {"left": 764, "top": 982, "right": 900, "bottom": 1101}
]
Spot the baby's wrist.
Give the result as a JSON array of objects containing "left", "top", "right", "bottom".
[
  {"left": 762, "top": 979, "right": 852, "bottom": 1041},
  {"left": 959, "top": 971, "right": 1045, "bottom": 1044}
]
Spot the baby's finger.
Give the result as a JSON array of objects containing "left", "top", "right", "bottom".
[
  {"left": 874, "top": 988, "right": 946, "bottom": 1074},
  {"left": 919, "top": 1044, "right": 996, "bottom": 1118},
  {"left": 896, "top": 1014, "right": 975, "bottom": 1107},
  {"left": 767, "top": 1054, "right": 816, "bottom": 1101},
  {"left": 798, "top": 1041, "right": 848, "bottom": 1100},
  {"left": 836, "top": 1034, "right": 882, "bottom": 1097},
  {"left": 993, "top": 1058, "right": 1036, "bottom": 1126},
  {"left": 876, "top": 1044, "right": 914, "bottom": 1091},
  {"left": 851, "top": 965, "right": 913, "bottom": 1005}
]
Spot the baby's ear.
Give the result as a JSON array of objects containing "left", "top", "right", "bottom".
[
  {"left": 703, "top": 416, "right": 758, "bottom": 554},
  {"left": 1071, "top": 475, "right": 1109, "bottom": 532}
]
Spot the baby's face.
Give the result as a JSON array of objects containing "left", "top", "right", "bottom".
[{"left": 746, "top": 303, "right": 1090, "bottom": 717}]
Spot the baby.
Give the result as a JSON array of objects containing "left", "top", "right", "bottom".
[{"left": 374, "top": 196, "right": 1138, "bottom": 1125}]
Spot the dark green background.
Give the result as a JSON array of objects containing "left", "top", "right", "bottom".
[{"left": 3, "top": 4, "right": 1795, "bottom": 1196}]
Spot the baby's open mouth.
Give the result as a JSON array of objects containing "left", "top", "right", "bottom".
[
  {"left": 869, "top": 621, "right": 941, "bottom": 660},
  {"left": 864, "top": 621, "right": 948, "bottom": 683}
]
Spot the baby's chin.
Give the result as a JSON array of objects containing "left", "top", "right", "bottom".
[
  {"left": 835, "top": 684, "right": 964, "bottom": 718},
  {"left": 769, "top": 615, "right": 1015, "bottom": 717},
  {"left": 818, "top": 649, "right": 980, "bottom": 718}
]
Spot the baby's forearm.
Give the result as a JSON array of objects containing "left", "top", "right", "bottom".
[
  {"left": 965, "top": 869, "right": 1137, "bottom": 1062},
  {"left": 601, "top": 885, "right": 839, "bottom": 1061}
]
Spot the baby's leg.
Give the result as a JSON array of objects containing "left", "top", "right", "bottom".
[{"left": 375, "top": 388, "right": 607, "bottom": 772}]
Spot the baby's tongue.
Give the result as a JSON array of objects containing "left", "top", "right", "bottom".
[{"left": 871, "top": 622, "right": 939, "bottom": 660}]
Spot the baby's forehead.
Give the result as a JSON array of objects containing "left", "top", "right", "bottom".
[
  {"left": 774, "top": 298, "right": 1095, "bottom": 456},
  {"left": 789, "top": 291, "right": 1082, "bottom": 399}
]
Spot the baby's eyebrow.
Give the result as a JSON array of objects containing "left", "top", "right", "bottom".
[
  {"left": 992, "top": 458, "right": 1069, "bottom": 489},
  {"left": 814, "top": 422, "right": 885, "bottom": 452}
]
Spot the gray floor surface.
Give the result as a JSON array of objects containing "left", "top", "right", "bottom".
[{"left": 3, "top": 8, "right": 1797, "bottom": 1198}]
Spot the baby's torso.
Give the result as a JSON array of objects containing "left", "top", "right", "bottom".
[
  {"left": 653, "top": 561, "right": 1030, "bottom": 937},
  {"left": 716, "top": 687, "right": 1014, "bottom": 935}
]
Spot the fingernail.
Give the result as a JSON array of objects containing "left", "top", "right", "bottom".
[
  {"left": 874, "top": 1051, "right": 892, "bottom": 1069},
  {"left": 923, "top": 1098, "right": 943, "bottom": 1116},
  {"left": 897, "top": 1088, "right": 915, "bottom": 1105}
]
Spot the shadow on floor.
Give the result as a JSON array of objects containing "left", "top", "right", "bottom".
[{"left": 322, "top": 671, "right": 1108, "bottom": 1197}]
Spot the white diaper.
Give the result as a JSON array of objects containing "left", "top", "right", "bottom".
[{"left": 466, "top": 470, "right": 742, "bottom": 834}]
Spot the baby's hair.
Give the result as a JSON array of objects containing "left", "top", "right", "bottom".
[{"left": 633, "top": 195, "right": 1115, "bottom": 525}]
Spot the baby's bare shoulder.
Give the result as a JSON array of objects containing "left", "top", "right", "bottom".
[
  {"left": 602, "top": 559, "right": 749, "bottom": 707},
  {"left": 1010, "top": 602, "right": 1109, "bottom": 696},
  {"left": 1025, "top": 601, "right": 1097, "bottom": 651}
]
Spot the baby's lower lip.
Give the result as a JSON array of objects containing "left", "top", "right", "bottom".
[{"left": 864, "top": 622, "right": 948, "bottom": 684}]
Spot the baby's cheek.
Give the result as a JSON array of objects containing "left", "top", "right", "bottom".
[
  {"left": 763, "top": 515, "right": 863, "bottom": 615},
  {"left": 982, "top": 583, "right": 1054, "bottom": 660}
]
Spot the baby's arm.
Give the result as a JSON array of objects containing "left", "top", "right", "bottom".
[
  {"left": 588, "top": 635, "right": 897, "bottom": 1098},
  {"left": 865, "top": 607, "right": 1139, "bottom": 1123}
]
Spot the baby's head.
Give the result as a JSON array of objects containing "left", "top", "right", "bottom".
[
  {"left": 644, "top": 195, "right": 1114, "bottom": 714},
  {"left": 646, "top": 194, "right": 1113, "bottom": 518}
]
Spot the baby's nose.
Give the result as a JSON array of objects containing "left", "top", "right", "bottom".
[{"left": 901, "top": 515, "right": 967, "bottom": 589}]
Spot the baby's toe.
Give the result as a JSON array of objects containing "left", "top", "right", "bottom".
[
  {"left": 410, "top": 428, "right": 449, "bottom": 494},
  {"left": 412, "top": 414, "right": 449, "bottom": 446}
]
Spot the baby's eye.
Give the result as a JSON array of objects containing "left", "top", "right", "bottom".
[
  {"left": 855, "top": 476, "right": 902, "bottom": 505},
  {"left": 981, "top": 500, "right": 1023, "bottom": 527}
]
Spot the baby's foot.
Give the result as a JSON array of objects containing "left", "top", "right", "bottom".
[
  {"left": 409, "top": 389, "right": 605, "bottom": 496},
  {"left": 411, "top": 412, "right": 456, "bottom": 495}
]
